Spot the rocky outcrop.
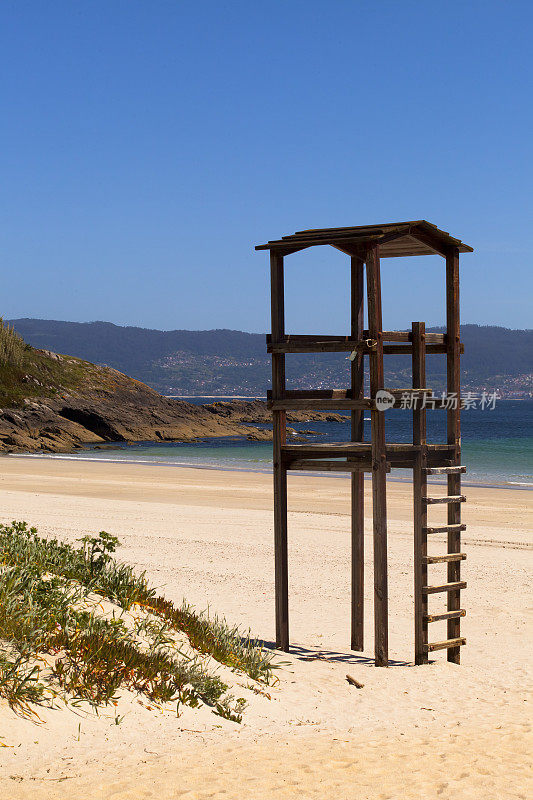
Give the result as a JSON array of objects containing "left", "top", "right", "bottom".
[
  {"left": 0, "top": 360, "right": 270, "bottom": 453},
  {"left": 0, "top": 349, "right": 346, "bottom": 454}
]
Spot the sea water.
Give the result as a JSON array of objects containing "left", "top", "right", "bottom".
[{"left": 28, "top": 399, "right": 533, "bottom": 488}]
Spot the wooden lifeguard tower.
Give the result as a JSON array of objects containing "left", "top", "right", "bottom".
[{"left": 256, "top": 221, "right": 473, "bottom": 667}]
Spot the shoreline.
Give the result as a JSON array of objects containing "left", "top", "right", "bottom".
[{"left": 4, "top": 451, "right": 532, "bottom": 491}]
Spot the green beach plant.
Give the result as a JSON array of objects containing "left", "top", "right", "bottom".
[
  {"left": 0, "top": 521, "right": 276, "bottom": 722},
  {"left": 78, "top": 531, "right": 120, "bottom": 575}
]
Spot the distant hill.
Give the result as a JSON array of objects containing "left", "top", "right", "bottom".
[{"left": 9, "top": 319, "right": 533, "bottom": 396}]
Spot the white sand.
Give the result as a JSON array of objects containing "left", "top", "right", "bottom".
[{"left": 0, "top": 457, "right": 531, "bottom": 799}]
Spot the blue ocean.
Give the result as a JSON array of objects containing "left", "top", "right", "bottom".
[{"left": 32, "top": 398, "right": 533, "bottom": 488}]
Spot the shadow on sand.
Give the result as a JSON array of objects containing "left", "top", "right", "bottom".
[{"left": 253, "top": 639, "right": 411, "bottom": 668}]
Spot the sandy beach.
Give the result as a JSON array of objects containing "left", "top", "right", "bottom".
[{"left": 0, "top": 456, "right": 531, "bottom": 799}]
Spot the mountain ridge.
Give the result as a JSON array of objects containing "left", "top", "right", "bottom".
[{"left": 9, "top": 318, "right": 532, "bottom": 397}]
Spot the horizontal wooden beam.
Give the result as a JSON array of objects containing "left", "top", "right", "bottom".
[
  {"left": 267, "top": 389, "right": 433, "bottom": 411},
  {"left": 268, "top": 388, "right": 357, "bottom": 400},
  {"left": 423, "top": 495, "right": 466, "bottom": 505},
  {"left": 363, "top": 330, "right": 446, "bottom": 344},
  {"left": 257, "top": 233, "right": 387, "bottom": 251},
  {"left": 426, "top": 637, "right": 466, "bottom": 652},
  {"left": 424, "top": 466, "right": 466, "bottom": 475},
  {"left": 286, "top": 459, "right": 391, "bottom": 473},
  {"left": 422, "top": 581, "right": 467, "bottom": 594},
  {"left": 424, "top": 523, "right": 466, "bottom": 535},
  {"left": 267, "top": 389, "right": 431, "bottom": 400},
  {"left": 266, "top": 335, "right": 461, "bottom": 355},
  {"left": 281, "top": 442, "right": 415, "bottom": 469},
  {"left": 282, "top": 441, "right": 454, "bottom": 455},
  {"left": 267, "top": 338, "right": 372, "bottom": 354},
  {"left": 267, "top": 331, "right": 446, "bottom": 344},
  {"left": 425, "top": 609, "right": 466, "bottom": 623},
  {"left": 381, "top": 344, "right": 464, "bottom": 355},
  {"left": 424, "top": 553, "right": 466, "bottom": 564}
]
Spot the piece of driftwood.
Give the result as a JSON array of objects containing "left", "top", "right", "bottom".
[{"left": 346, "top": 674, "right": 364, "bottom": 688}]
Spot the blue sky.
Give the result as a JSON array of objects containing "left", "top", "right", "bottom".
[{"left": 2, "top": 1, "right": 531, "bottom": 333}]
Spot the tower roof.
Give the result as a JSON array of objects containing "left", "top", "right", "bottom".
[{"left": 255, "top": 220, "right": 473, "bottom": 258}]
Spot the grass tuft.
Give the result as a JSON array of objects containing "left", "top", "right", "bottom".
[{"left": 0, "top": 318, "right": 28, "bottom": 367}]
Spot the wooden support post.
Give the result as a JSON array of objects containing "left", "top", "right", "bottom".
[
  {"left": 412, "top": 321, "right": 428, "bottom": 664},
  {"left": 365, "top": 245, "right": 388, "bottom": 666},
  {"left": 446, "top": 247, "right": 462, "bottom": 664},
  {"left": 271, "top": 251, "right": 289, "bottom": 652},
  {"left": 350, "top": 256, "right": 365, "bottom": 651}
]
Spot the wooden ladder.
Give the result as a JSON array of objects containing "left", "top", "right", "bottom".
[{"left": 412, "top": 322, "right": 467, "bottom": 665}]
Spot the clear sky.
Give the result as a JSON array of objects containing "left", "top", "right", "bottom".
[{"left": 2, "top": 1, "right": 532, "bottom": 333}]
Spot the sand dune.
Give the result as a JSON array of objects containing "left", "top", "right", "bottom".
[{"left": 0, "top": 457, "right": 531, "bottom": 799}]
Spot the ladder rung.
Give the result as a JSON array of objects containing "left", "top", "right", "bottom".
[
  {"left": 423, "top": 466, "right": 466, "bottom": 475},
  {"left": 425, "top": 609, "right": 466, "bottom": 623},
  {"left": 423, "top": 495, "right": 466, "bottom": 505},
  {"left": 422, "top": 580, "right": 466, "bottom": 594},
  {"left": 424, "top": 553, "right": 467, "bottom": 564},
  {"left": 426, "top": 637, "right": 466, "bottom": 652},
  {"left": 424, "top": 524, "right": 466, "bottom": 534}
]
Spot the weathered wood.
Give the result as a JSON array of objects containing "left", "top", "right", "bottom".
[
  {"left": 446, "top": 247, "right": 463, "bottom": 663},
  {"left": 425, "top": 609, "right": 466, "bottom": 623},
  {"left": 380, "top": 343, "right": 464, "bottom": 355},
  {"left": 426, "top": 637, "right": 466, "bottom": 652},
  {"left": 268, "top": 338, "right": 370, "bottom": 354},
  {"left": 256, "top": 220, "right": 473, "bottom": 257},
  {"left": 268, "top": 393, "right": 445, "bottom": 411},
  {"left": 286, "top": 459, "right": 390, "bottom": 473},
  {"left": 424, "top": 466, "right": 466, "bottom": 475},
  {"left": 281, "top": 442, "right": 454, "bottom": 462},
  {"left": 422, "top": 581, "right": 467, "bottom": 595},
  {"left": 269, "top": 398, "right": 373, "bottom": 411},
  {"left": 266, "top": 388, "right": 430, "bottom": 401},
  {"left": 408, "top": 227, "right": 450, "bottom": 258},
  {"left": 351, "top": 256, "right": 365, "bottom": 652},
  {"left": 364, "top": 330, "right": 445, "bottom": 344},
  {"left": 366, "top": 244, "right": 388, "bottom": 667},
  {"left": 412, "top": 322, "right": 428, "bottom": 665},
  {"left": 423, "top": 495, "right": 466, "bottom": 505},
  {"left": 424, "top": 523, "right": 466, "bottom": 535},
  {"left": 267, "top": 331, "right": 446, "bottom": 344},
  {"left": 271, "top": 252, "right": 289, "bottom": 652},
  {"left": 266, "top": 335, "right": 456, "bottom": 355},
  {"left": 283, "top": 442, "right": 414, "bottom": 453},
  {"left": 345, "top": 674, "right": 365, "bottom": 688},
  {"left": 257, "top": 220, "right": 472, "bottom": 665},
  {"left": 285, "top": 227, "right": 386, "bottom": 242},
  {"left": 258, "top": 221, "right": 471, "bottom": 667},
  {"left": 267, "top": 388, "right": 355, "bottom": 399},
  {"left": 282, "top": 444, "right": 411, "bottom": 469},
  {"left": 424, "top": 553, "right": 466, "bottom": 564}
]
